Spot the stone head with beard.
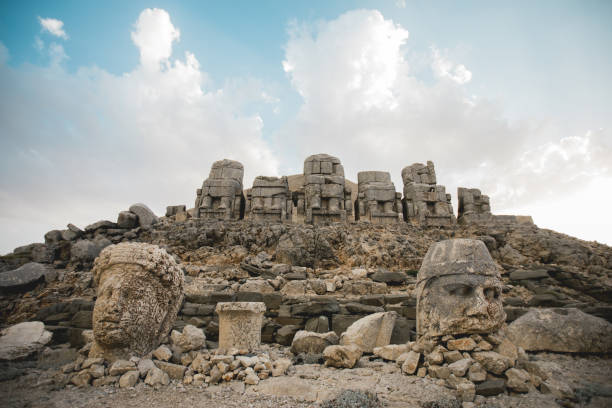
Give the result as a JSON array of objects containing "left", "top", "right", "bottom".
[
  {"left": 90, "top": 242, "right": 184, "bottom": 360},
  {"left": 416, "top": 239, "right": 505, "bottom": 339}
]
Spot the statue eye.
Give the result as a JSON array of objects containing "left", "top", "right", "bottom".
[
  {"left": 484, "top": 288, "right": 499, "bottom": 300},
  {"left": 445, "top": 284, "right": 473, "bottom": 296}
]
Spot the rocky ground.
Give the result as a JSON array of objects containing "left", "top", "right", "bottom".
[
  {"left": 1, "top": 351, "right": 610, "bottom": 408},
  {"left": 1, "top": 212, "right": 612, "bottom": 407}
]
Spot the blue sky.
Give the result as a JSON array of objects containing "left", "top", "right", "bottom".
[{"left": 0, "top": 1, "right": 611, "bottom": 253}]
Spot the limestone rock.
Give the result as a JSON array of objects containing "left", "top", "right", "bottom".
[
  {"left": 400, "top": 350, "right": 421, "bottom": 374},
  {"left": 216, "top": 302, "right": 266, "bottom": 352},
  {"left": 505, "top": 367, "right": 530, "bottom": 393},
  {"left": 128, "top": 203, "right": 158, "bottom": 227},
  {"left": 472, "top": 351, "right": 512, "bottom": 375},
  {"left": 138, "top": 358, "right": 156, "bottom": 377},
  {"left": 448, "top": 358, "right": 473, "bottom": 377},
  {"left": 271, "top": 358, "right": 292, "bottom": 377},
  {"left": 373, "top": 344, "right": 411, "bottom": 361},
  {"left": 152, "top": 345, "right": 172, "bottom": 361},
  {"left": 119, "top": 370, "right": 139, "bottom": 388},
  {"left": 117, "top": 211, "right": 138, "bottom": 229},
  {"left": 290, "top": 330, "right": 339, "bottom": 354},
  {"left": 71, "top": 370, "right": 92, "bottom": 387},
  {"left": 323, "top": 344, "right": 362, "bottom": 369},
  {"left": 0, "top": 321, "right": 52, "bottom": 360},
  {"left": 144, "top": 366, "right": 170, "bottom": 386},
  {"left": 108, "top": 359, "right": 136, "bottom": 376},
  {"left": 507, "top": 308, "right": 612, "bottom": 353},
  {"left": 155, "top": 361, "right": 187, "bottom": 379},
  {"left": 0, "top": 262, "right": 49, "bottom": 292},
  {"left": 170, "top": 325, "right": 206, "bottom": 352},
  {"left": 71, "top": 238, "right": 111, "bottom": 263},
  {"left": 339, "top": 311, "right": 397, "bottom": 353}
]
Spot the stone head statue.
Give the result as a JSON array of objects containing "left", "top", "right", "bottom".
[
  {"left": 416, "top": 239, "right": 505, "bottom": 339},
  {"left": 90, "top": 242, "right": 184, "bottom": 358}
]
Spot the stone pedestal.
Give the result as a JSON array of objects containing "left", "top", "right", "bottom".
[{"left": 215, "top": 302, "right": 266, "bottom": 352}]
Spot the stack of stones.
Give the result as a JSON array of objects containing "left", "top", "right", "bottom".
[
  {"left": 374, "top": 330, "right": 542, "bottom": 403},
  {"left": 301, "top": 154, "right": 352, "bottom": 225},
  {"left": 61, "top": 324, "right": 293, "bottom": 389},
  {"left": 457, "top": 187, "right": 492, "bottom": 224},
  {"left": 245, "top": 176, "right": 292, "bottom": 222},
  {"left": 355, "top": 171, "right": 402, "bottom": 224},
  {"left": 195, "top": 159, "right": 245, "bottom": 220},
  {"left": 401, "top": 161, "right": 456, "bottom": 227}
]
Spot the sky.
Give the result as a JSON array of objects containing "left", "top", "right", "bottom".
[{"left": 0, "top": 0, "right": 611, "bottom": 254}]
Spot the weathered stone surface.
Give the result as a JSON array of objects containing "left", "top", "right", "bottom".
[
  {"left": 144, "top": 366, "right": 170, "bottom": 386},
  {"left": 323, "top": 344, "right": 362, "bottom": 368},
  {"left": 165, "top": 205, "right": 186, "bottom": 217},
  {"left": 216, "top": 302, "right": 265, "bottom": 352},
  {"left": 505, "top": 367, "right": 531, "bottom": 392},
  {"left": 403, "top": 161, "right": 456, "bottom": 226},
  {"left": 475, "top": 379, "right": 506, "bottom": 396},
  {"left": 71, "top": 370, "right": 92, "bottom": 387},
  {"left": 119, "top": 370, "right": 139, "bottom": 388},
  {"left": 507, "top": 308, "right": 612, "bottom": 353},
  {"left": 0, "top": 262, "right": 49, "bottom": 292},
  {"left": 400, "top": 350, "right": 421, "bottom": 374},
  {"left": 108, "top": 359, "right": 136, "bottom": 376},
  {"left": 355, "top": 171, "right": 400, "bottom": 224},
  {"left": 472, "top": 351, "right": 512, "bottom": 375},
  {"left": 155, "top": 361, "right": 187, "bottom": 379},
  {"left": 246, "top": 176, "right": 292, "bottom": 222},
  {"left": 305, "top": 315, "right": 329, "bottom": 333},
  {"left": 85, "top": 220, "right": 116, "bottom": 232},
  {"left": 152, "top": 345, "right": 172, "bottom": 361},
  {"left": 468, "top": 362, "right": 487, "bottom": 382},
  {"left": 128, "top": 203, "right": 158, "bottom": 227},
  {"left": 195, "top": 159, "right": 244, "bottom": 220},
  {"left": 416, "top": 239, "right": 505, "bottom": 338},
  {"left": 71, "top": 238, "right": 112, "bottom": 263},
  {"left": 170, "top": 324, "right": 205, "bottom": 352},
  {"left": 0, "top": 321, "right": 52, "bottom": 360},
  {"left": 275, "top": 325, "right": 300, "bottom": 345},
  {"left": 117, "top": 211, "right": 138, "bottom": 229},
  {"left": 370, "top": 271, "right": 407, "bottom": 285},
  {"left": 448, "top": 358, "right": 472, "bottom": 377},
  {"left": 446, "top": 338, "right": 477, "bottom": 351},
  {"left": 339, "top": 311, "right": 397, "bottom": 353},
  {"left": 290, "top": 330, "right": 339, "bottom": 354},
  {"left": 89, "top": 242, "right": 184, "bottom": 359},
  {"left": 138, "top": 358, "right": 156, "bottom": 377},
  {"left": 373, "top": 344, "right": 411, "bottom": 361}
]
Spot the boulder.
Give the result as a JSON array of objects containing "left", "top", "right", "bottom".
[
  {"left": 290, "top": 330, "right": 339, "bottom": 354},
  {"left": 507, "top": 308, "right": 612, "bottom": 353},
  {"left": 0, "top": 321, "right": 52, "bottom": 360},
  {"left": 117, "top": 211, "right": 138, "bottom": 229},
  {"left": 144, "top": 366, "right": 170, "bottom": 386},
  {"left": 339, "top": 311, "right": 397, "bottom": 353},
  {"left": 373, "top": 344, "right": 411, "bottom": 361},
  {"left": 70, "top": 238, "right": 111, "bottom": 262},
  {"left": 370, "top": 271, "right": 408, "bottom": 285},
  {"left": 323, "top": 344, "right": 363, "bottom": 368},
  {"left": 119, "top": 370, "right": 139, "bottom": 388},
  {"left": 170, "top": 325, "right": 206, "bottom": 352},
  {"left": 0, "top": 262, "right": 49, "bottom": 292},
  {"left": 128, "top": 203, "right": 158, "bottom": 227}
]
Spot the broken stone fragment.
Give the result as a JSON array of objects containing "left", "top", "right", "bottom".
[
  {"left": 323, "top": 344, "right": 363, "bottom": 369},
  {"left": 0, "top": 321, "right": 52, "bottom": 360},
  {"left": 373, "top": 344, "right": 411, "bottom": 361},
  {"left": 472, "top": 351, "right": 512, "bottom": 375},
  {"left": 400, "top": 350, "right": 421, "bottom": 374},
  {"left": 170, "top": 325, "right": 206, "bottom": 352},
  {"left": 290, "top": 330, "right": 339, "bottom": 355},
  {"left": 119, "top": 370, "right": 139, "bottom": 388},
  {"left": 144, "top": 366, "right": 170, "bottom": 387},
  {"left": 505, "top": 367, "right": 531, "bottom": 393},
  {"left": 128, "top": 203, "right": 158, "bottom": 227},
  {"left": 339, "top": 311, "right": 397, "bottom": 353}
]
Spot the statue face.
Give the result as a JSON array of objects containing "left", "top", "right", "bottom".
[
  {"left": 417, "top": 273, "right": 505, "bottom": 338},
  {"left": 92, "top": 265, "right": 170, "bottom": 353}
]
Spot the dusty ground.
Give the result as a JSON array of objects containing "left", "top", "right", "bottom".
[{"left": 1, "top": 353, "right": 611, "bottom": 408}]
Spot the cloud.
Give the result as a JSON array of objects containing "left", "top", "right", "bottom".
[
  {"left": 0, "top": 9, "right": 278, "bottom": 254},
  {"left": 277, "top": 9, "right": 611, "bottom": 242},
  {"left": 38, "top": 17, "right": 68, "bottom": 39},
  {"left": 430, "top": 46, "right": 472, "bottom": 84},
  {"left": 395, "top": 0, "right": 407, "bottom": 8},
  {"left": 131, "top": 8, "right": 181, "bottom": 70}
]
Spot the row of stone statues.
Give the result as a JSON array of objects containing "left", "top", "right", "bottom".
[{"left": 193, "top": 154, "right": 507, "bottom": 226}]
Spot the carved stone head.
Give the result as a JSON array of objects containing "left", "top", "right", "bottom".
[
  {"left": 416, "top": 239, "right": 505, "bottom": 339},
  {"left": 90, "top": 242, "right": 184, "bottom": 358}
]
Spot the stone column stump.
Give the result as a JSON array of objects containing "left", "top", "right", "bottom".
[{"left": 215, "top": 302, "right": 266, "bottom": 352}]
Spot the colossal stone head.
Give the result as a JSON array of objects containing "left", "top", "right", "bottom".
[
  {"left": 90, "top": 242, "right": 184, "bottom": 358},
  {"left": 416, "top": 239, "right": 505, "bottom": 339}
]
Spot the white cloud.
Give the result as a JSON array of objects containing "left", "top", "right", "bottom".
[
  {"left": 431, "top": 46, "right": 472, "bottom": 84},
  {"left": 395, "top": 0, "right": 407, "bottom": 8},
  {"left": 277, "top": 9, "right": 611, "bottom": 244},
  {"left": 38, "top": 17, "right": 68, "bottom": 39},
  {"left": 0, "top": 9, "right": 278, "bottom": 254},
  {"left": 131, "top": 8, "right": 180, "bottom": 70}
]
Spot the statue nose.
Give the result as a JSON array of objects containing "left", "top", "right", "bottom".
[{"left": 466, "top": 289, "right": 488, "bottom": 316}]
